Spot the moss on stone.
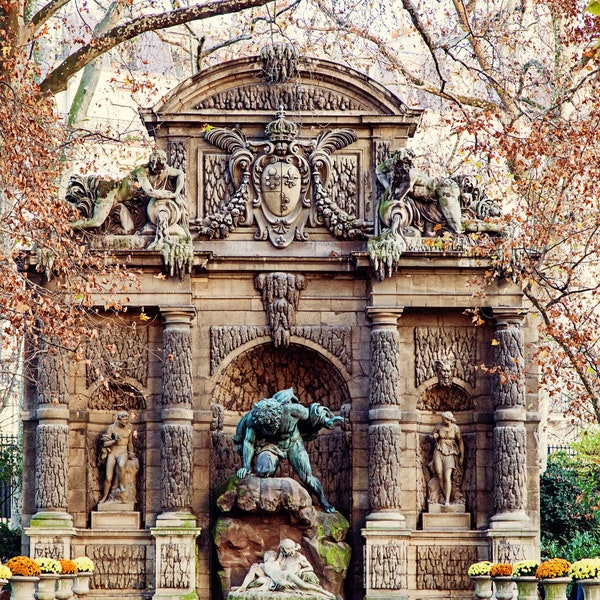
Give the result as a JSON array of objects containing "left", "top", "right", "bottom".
[{"left": 318, "top": 539, "right": 351, "bottom": 573}]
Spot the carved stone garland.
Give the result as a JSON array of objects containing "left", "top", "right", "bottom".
[
  {"left": 195, "top": 109, "right": 368, "bottom": 246},
  {"left": 194, "top": 85, "right": 367, "bottom": 112}
]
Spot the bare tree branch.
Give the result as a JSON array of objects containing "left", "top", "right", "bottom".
[
  {"left": 311, "top": 0, "right": 498, "bottom": 111},
  {"left": 30, "top": 0, "right": 72, "bottom": 34},
  {"left": 40, "top": 0, "right": 275, "bottom": 94}
]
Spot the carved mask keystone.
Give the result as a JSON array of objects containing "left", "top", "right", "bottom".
[{"left": 255, "top": 272, "right": 306, "bottom": 347}]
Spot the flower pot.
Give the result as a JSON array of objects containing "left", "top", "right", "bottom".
[
  {"left": 493, "top": 576, "right": 515, "bottom": 600},
  {"left": 471, "top": 575, "right": 494, "bottom": 599},
  {"left": 513, "top": 576, "right": 539, "bottom": 600},
  {"left": 73, "top": 572, "right": 93, "bottom": 597},
  {"left": 0, "top": 579, "right": 6, "bottom": 590},
  {"left": 55, "top": 574, "right": 75, "bottom": 600},
  {"left": 10, "top": 575, "right": 41, "bottom": 600},
  {"left": 539, "top": 577, "right": 572, "bottom": 600},
  {"left": 578, "top": 579, "right": 600, "bottom": 600},
  {"left": 35, "top": 573, "right": 59, "bottom": 600}
]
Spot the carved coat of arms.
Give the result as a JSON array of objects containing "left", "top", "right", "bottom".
[{"left": 195, "top": 109, "right": 368, "bottom": 247}]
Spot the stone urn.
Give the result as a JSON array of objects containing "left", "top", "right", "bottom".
[
  {"left": 512, "top": 576, "right": 539, "bottom": 600},
  {"left": 73, "top": 572, "right": 94, "bottom": 597},
  {"left": 578, "top": 579, "right": 600, "bottom": 600},
  {"left": 55, "top": 574, "right": 75, "bottom": 600},
  {"left": 10, "top": 575, "right": 41, "bottom": 600},
  {"left": 470, "top": 576, "right": 494, "bottom": 599},
  {"left": 35, "top": 573, "right": 60, "bottom": 600},
  {"left": 493, "top": 576, "right": 515, "bottom": 600},
  {"left": 539, "top": 577, "right": 572, "bottom": 600}
]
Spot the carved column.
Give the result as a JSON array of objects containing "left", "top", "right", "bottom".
[
  {"left": 362, "top": 308, "right": 409, "bottom": 600},
  {"left": 152, "top": 306, "right": 201, "bottom": 600},
  {"left": 489, "top": 307, "right": 530, "bottom": 530},
  {"left": 25, "top": 338, "right": 75, "bottom": 559}
]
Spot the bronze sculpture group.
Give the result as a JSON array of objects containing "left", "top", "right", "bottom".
[{"left": 233, "top": 388, "right": 343, "bottom": 513}]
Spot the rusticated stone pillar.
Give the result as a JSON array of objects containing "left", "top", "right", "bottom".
[
  {"left": 160, "top": 307, "right": 194, "bottom": 513},
  {"left": 152, "top": 306, "right": 201, "bottom": 600},
  {"left": 489, "top": 307, "right": 530, "bottom": 529},
  {"left": 362, "top": 307, "right": 409, "bottom": 600},
  {"left": 26, "top": 338, "right": 75, "bottom": 559}
]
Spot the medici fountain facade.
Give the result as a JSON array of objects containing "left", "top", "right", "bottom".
[{"left": 21, "top": 46, "right": 540, "bottom": 600}]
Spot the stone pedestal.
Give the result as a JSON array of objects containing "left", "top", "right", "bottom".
[
  {"left": 422, "top": 512, "right": 470, "bottom": 530},
  {"left": 150, "top": 513, "right": 202, "bottom": 600},
  {"left": 26, "top": 511, "right": 75, "bottom": 560},
  {"left": 362, "top": 525, "right": 410, "bottom": 600},
  {"left": 91, "top": 510, "right": 140, "bottom": 530}
]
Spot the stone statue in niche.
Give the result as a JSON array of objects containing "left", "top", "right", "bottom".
[
  {"left": 427, "top": 411, "right": 465, "bottom": 508},
  {"left": 98, "top": 411, "right": 139, "bottom": 506},
  {"left": 65, "top": 150, "right": 193, "bottom": 277},
  {"left": 230, "top": 539, "right": 335, "bottom": 599},
  {"left": 233, "top": 388, "right": 344, "bottom": 512}
]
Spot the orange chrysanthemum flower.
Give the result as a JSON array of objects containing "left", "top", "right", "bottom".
[
  {"left": 490, "top": 563, "right": 513, "bottom": 577},
  {"left": 58, "top": 559, "right": 78, "bottom": 575},
  {"left": 536, "top": 558, "right": 571, "bottom": 579},
  {"left": 5, "top": 556, "right": 41, "bottom": 577}
]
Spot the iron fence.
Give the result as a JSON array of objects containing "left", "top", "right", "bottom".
[
  {"left": 547, "top": 443, "right": 576, "bottom": 456},
  {"left": 0, "top": 434, "right": 20, "bottom": 521}
]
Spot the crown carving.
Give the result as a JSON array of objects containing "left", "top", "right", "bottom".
[{"left": 265, "top": 108, "right": 299, "bottom": 142}]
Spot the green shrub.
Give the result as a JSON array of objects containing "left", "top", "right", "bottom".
[
  {"left": 542, "top": 530, "right": 600, "bottom": 562},
  {"left": 540, "top": 452, "right": 600, "bottom": 546},
  {"left": 0, "top": 523, "right": 21, "bottom": 563}
]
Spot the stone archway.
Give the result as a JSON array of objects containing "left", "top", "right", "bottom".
[{"left": 210, "top": 342, "right": 352, "bottom": 515}]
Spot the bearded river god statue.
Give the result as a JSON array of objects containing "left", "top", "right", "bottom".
[
  {"left": 370, "top": 148, "right": 506, "bottom": 280},
  {"left": 233, "top": 388, "right": 344, "bottom": 513},
  {"left": 65, "top": 150, "right": 193, "bottom": 278}
]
